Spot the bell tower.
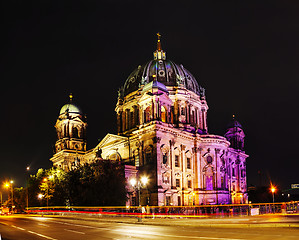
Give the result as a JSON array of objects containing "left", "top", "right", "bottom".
[
  {"left": 224, "top": 115, "right": 245, "bottom": 151},
  {"left": 50, "top": 94, "right": 87, "bottom": 170}
]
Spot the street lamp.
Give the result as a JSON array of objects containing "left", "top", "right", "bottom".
[
  {"left": 130, "top": 176, "right": 149, "bottom": 222},
  {"left": 43, "top": 178, "right": 49, "bottom": 209},
  {"left": 270, "top": 185, "right": 276, "bottom": 214},
  {"left": 38, "top": 193, "right": 44, "bottom": 199},
  {"left": 130, "top": 176, "right": 148, "bottom": 206},
  {"left": 26, "top": 166, "right": 30, "bottom": 212},
  {"left": 38, "top": 193, "right": 44, "bottom": 208},
  {"left": 10, "top": 181, "right": 14, "bottom": 210},
  {"left": 4, "top": 181, "right": 14, "bottom": 213}
]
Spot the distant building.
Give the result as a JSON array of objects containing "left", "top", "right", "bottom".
[{"left": 50, "top": 35, "right": 248, "bottom": 206}]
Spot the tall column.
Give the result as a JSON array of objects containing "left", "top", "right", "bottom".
[
  {"left": 195, "top": 108, "right": 199, "bottom": 128},
  {"left": 169, "top": 140, "right": 174, "bottom": 188},
  {"left": 199, "top": 109, "right": 204, "bottom": 130},
  {"left": 152, "top": 100, "right": 155, "bottom": 120},
  {"left": 215, "top": 148, "right": 220, "bottom": 204},
  {"left": 180, "top": 144, "right": 186, "bottom": 205},
  {"left": 202, "top": 109, "right": 207, "bottom": 132}
]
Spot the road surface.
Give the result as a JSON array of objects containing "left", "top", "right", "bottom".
[{"left": 0, "top": 214, "right": 298, "bottom": 240}]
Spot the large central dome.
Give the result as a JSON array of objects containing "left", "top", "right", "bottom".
[
  {"left": 123, "top": 59, "right": 200, "bottom": 96},
  {"left": 122, "top": 34, "right": 203, "bottom": 98}
]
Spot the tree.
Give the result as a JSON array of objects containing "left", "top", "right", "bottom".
[
  {"left": 64, "top": 160, "right": 127, "bottom": 206},
  {"left": 26, "top": 161, "right": 128, "bottom": 207}
]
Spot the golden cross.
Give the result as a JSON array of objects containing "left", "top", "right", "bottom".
[
  {"left": 157, "top": 32, "right": 161, "bottom": 40},
  {"left": 69, "top": 93, "right": 73, "bottom": 102}
]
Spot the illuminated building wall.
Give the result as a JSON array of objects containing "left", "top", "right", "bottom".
[{"left": 50, "top": 36, "right": 248, "bottom": 206}]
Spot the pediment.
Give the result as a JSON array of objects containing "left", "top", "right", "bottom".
[{"left": 95, "top": 133, "right": 128, "bottom": 149}]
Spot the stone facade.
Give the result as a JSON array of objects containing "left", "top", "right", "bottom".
[{"left": 50, "top": 37, "right": 248, "bottom": 206}]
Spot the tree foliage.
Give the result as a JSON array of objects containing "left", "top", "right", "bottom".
[
  {"left": 64, "top": 160, "right": 127, "bottom": 206},
  {"left": 24, "top": 160, "right": 127, "bottom": 209}
]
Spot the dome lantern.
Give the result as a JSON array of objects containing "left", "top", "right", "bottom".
[{"left": 153, "top": 32, "right": 166, "bottom": 60}]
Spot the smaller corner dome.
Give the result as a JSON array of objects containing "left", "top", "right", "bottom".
[{"left": 59, "top": 103, "right": 82, "bottom": 115}]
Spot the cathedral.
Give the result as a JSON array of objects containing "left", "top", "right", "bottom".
[{"left": 50, "top": 35, "right": 248, "bottom": 206}]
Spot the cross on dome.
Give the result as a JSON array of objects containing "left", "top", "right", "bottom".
[
  {"left": 153, "top": 33, "right": 166, "bottom": 60},
  {"left": 69, "top": 93, "right": 73, "bottom": 102}
]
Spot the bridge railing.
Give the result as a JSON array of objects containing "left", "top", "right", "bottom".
[{"left": 27, "top": 201, "right": 299, "bottom": 218}]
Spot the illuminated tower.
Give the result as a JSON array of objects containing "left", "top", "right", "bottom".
[
  {"left": 225, "top": 115, "right": 245, "bottom": 151},
  {"left": 224, "top": 115, "right": 248, "bottom": 204},
  {"left": 50, "top": 94, "right": 87, "bottom": 170}
]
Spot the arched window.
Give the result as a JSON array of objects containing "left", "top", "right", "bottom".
[
  {"left": 72, "top": 127, "right": 78, "bottom": 138},
  {"left": 64, "top": 124, "right": 67, "bottom": 137},
  {"left": 162, "top": 153, "right": 168, "bottom": 164},
  {"left": 144, "top": 106, "right": 151, "bottom": 123},
  {"left": 109, "top": 152, "right": 121, "bottom": 161},
  {"left": 221, "top": 175, "right": 226, "bottom": 189},
  {"left": 133, "top": 106, "right": 139, "bottom": 127},
  {"left": 161, "top": 106, "right": 167, "bottom": 123},
  {"left": 181, "top": 107, "right": 185, "bottom": 115},
  {"left": 144, "top": 146, "right": 153, "bottom": 165},
  {"left": 125, "top": 109, "right": 130, "bottom": 130},
  {"left": 203, "top": 166, "right": 214, "bottom": 190},
  {"left": 122, "top": 111, "right": 126, "bottom": 131},
  {"left": 130, "top": 111, "right": 134, "bottom": 128}
]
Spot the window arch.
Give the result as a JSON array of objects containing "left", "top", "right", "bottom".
[
  {"left": 161, "top": 144, "right": 169, "bottom": 165},
  {"left": 144, "top": 106, "right": 151, "bottom": 123},
  {"left": 144, "top": 146, "right": 153, "bottom": 165},
  {"left": 203, "top": 165, "right": 214, "bottom": 190},
  {"left": 162, "top": 153, "right": 168, "bottom": 164},
  {"left": 161, "top": 106, "right": 167, "bottom": 123},
  {"left": 72, "top": 127, "right": 78, "bottom": 138},
  {"left": 108, "top": 152, "right": 121, "bottom": 161}
]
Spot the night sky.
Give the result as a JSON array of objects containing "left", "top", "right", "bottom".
[{"left": 1, "top": 1, "right": 298, "bottom": 191}]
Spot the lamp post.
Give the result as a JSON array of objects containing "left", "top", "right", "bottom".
[
  {"left": 4, "top": 181, "right": 14, "bottom": 213},
  {"left": 26, "top": 166, "right": 30, "bottom": 212},
  {"left": 10, "top": 181, "right": 14, "bottom": 211},
  {"left": 38, "top": 193, "right": 44, "bottom": 216},
  {"left": 130, "top": 176, "right": 148, "bottom": 206},
  {"left": 271, "top": 186, "right": 276, "bottom": 214},
  {"left": 130, "top": 176, "right": 148, "bottom": 222},
  {"left": 271, "top": 186, "right": 276, "bottom": 203},
  {"left": 43, "top": 178, "right": 49, "bottom": 209}
]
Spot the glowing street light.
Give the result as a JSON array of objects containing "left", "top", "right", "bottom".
[
  {"left": 130, "top": 178, "right": 137, "bottom": 187},
  {"left": 130, "top": 176, "right": 149, "bottom": 222},
  {"left": 140, "top": 176, "right": 148, "bottom": 186},
  {"left": 43, "top": 177, "right": 49, "bottom": 209},
  {"left": 38, "top": 193, "right": 44, "bottom": 199},
  {"left": 130, "top": 176, "right": 149, "bottom": 206}
]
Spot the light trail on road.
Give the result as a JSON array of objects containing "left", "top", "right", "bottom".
[{"left": 0, "top": 215, "right": 299, "bottom": 240}]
